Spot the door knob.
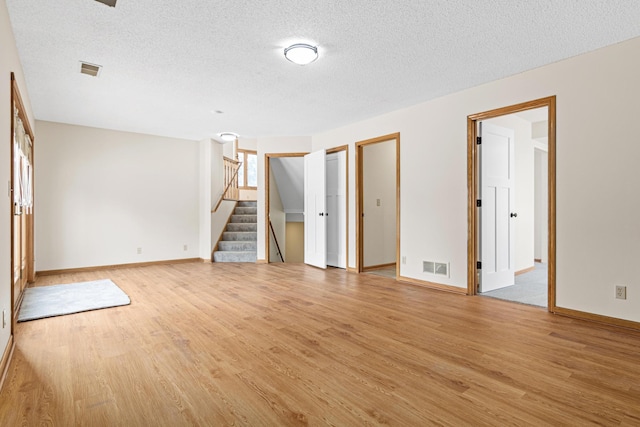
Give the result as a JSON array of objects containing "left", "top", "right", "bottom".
[
  {"left": 319, "top": 212, "right": 324, "bottom": 216},
  {"left": 510, "top": 213, "right": 518, "bottom": 218}
]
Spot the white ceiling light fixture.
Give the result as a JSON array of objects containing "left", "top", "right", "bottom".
[
  {"left": 218, "top": 132, "right": 238, "bottom": 143},
  {"left": 284, "top": 43, "right": 318, "bottom": 65}
]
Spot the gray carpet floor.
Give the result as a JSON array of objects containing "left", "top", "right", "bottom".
[
  {"left": 481, "top": 263, "right": 547, "bottom": 307},
  {"left": 366, "top": 264, "right": 547, "bottom": 308}
]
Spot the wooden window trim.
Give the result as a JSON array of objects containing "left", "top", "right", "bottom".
[{"left": 237, "top": 149, "right": 257, "bottom": 190}]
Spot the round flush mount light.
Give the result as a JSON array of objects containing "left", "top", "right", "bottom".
[
  {"left": 284, "top": 43, "right": 318, "bottom": 65},
  {"left": 218, "top": 132, "right": 238, "bottom": 143}
]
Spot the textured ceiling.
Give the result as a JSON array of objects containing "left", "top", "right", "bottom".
[{"left": 7, "top": 1, "right": 640, "bottom": 141}]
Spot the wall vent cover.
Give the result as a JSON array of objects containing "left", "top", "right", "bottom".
[
  {"left": 435, "top": 262, "right": 449, "bottom": 277},
  {"left": 423, "top": 261, "right": 435, "bottom": 274},
  {"left": 423, "top": 261, "right": 450, "bottom": 277},
  {"left": 95, "top": 0, "right": 117, "bottom": 7},
  {"left": 80, "top": 62, "right": 102, "bottom": 77}
]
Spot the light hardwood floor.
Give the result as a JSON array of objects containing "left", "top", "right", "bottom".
[{"left": 1, "top": 262, "right": 640, "bottom": 425}]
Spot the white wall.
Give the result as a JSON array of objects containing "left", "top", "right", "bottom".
[
  {"left": 199, "top": 139, "right": 212, "bottom": 259},
  {"left": 35, "top": 121, "right": 200, "bottom": 270},
  {"left": 363, "top": 140, "right": 397, "bottom": 267},
  {"left": 256, "top": 136, "right": 312, "bottom": 261},
  {"left": 312, "top": 36, "right": 640, "bottom": 323},
  {"left": 238, "top": 138, "right": 257, "bottom": 151},
  {"left": 0, "top": 0, "right": 34, "bottom": 361},
  {"left": 285, "top": 222, "right": 304, "bottom": 263},
  {"left": 484, "top": 114, "right": 536, "bottom": 272}
]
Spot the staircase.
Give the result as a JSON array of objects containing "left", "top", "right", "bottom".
[{"left": 213, "top": 201, "right": 257, "bottom": 263}]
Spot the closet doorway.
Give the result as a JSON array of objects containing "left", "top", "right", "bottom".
[{"left": 356, "top": 133, "right": 400, "bottom": 276}]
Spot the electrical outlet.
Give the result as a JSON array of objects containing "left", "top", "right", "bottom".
[
  {"left": 376, "top": 199, "right": 381, "bottom": 206},
  {"left": 402, "top": 256, "right": 406, "bottom": 265},
  {"left": 183, "top": 244, "right": 188, "bottom": 251},
  {"left": 2, "top": 310, "right": 5, "bottom": 328},
  {"left": 615, "top": 285, "right": 627, "bottom": 300},
  {"left": 137, "top": 247, "right": 142, "bottom": 255}
]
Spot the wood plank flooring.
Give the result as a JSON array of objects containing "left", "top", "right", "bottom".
[{"left": 1, "top": 262, "right": 640, "bottom": 425}]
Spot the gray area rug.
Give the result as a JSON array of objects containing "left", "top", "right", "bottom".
[
  {"left": 18, "top": 279, "right": 130, "bottom": 322},
  {"left": 481, "top": 263, "right": 547, "bottom": 307}
]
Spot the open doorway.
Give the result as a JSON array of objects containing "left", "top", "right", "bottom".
[
  {"left": 265, "top": 146, "right": 348, "bottom": 268},
  {"left": 356, "top": 133, "right": 400, "bottom": 277},
  {"left": 477, "top": 108, "right": 549, "bottom": 306},
  {"left": 265, "top": 153, "right": 306, "bottom": 263},
  {"left": 467, "top": 97, "right": 556, "bottom": 311}
]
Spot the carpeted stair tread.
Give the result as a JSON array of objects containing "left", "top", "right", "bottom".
[
  {"left": 234, "top": 207, "right": 257, "bottom": 215},
  {"left": 218, "top": 241, "right": 257, "bottom": 251},
  {"left": 231, "top": 214, "right": 257, "bottom": 223},
  {"left": 213, "top": 201, "right": 258, "bottom": 263},
  {"left": 213, "top": 251, "right": 257, "bottom": 263},
  {"left": 222, "top": 231, "right": 257, "bottom": 241},
  {"left": 226, "top": 223, "right": 257, "bottom": 232}
]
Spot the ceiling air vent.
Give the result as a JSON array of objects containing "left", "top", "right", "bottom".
[
  {"left": 80, "top": 62, "right": 102, "bottom": 77},
  {"left": 95, "top": 0, "right": 117, "bottom": 7}
]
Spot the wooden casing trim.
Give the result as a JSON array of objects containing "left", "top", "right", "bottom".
[
  {"left": 355, "top": 133, "right": 400, "bottom": 276},
  {"left": 36, "top": 258, "right": 203, "bottom": 276},
  {"left": 554, "top": 307, "right": 640, "bottom": 331},
  {"left": 10, "top": 73, "right": 36, "bottom": 334},
  {"left": 264, "top": 152, "right": 308, "bottom": 263},
  {"left": 398, "top": 275, "right": 468, "bottom": 295},
  {"left": 237, "top": 148, "right": 257, "bottom": 190},
  {"left": 0, "top": 336, "right": 14, "bottom": 392},
  {"left": 10, "top": 73, "right": 34, "bottom": 138},
  {"left": 467, "top": 96, "right": 557, "bottom": 311},
  {"left": 265, "top": 146, "right": 349, "bottom": 267},
  {"left": 362, "top": 262, "right": 396, "bottom": 272},
  {"left": 515, "top": 265, "right": 536, "bottom": 276}
]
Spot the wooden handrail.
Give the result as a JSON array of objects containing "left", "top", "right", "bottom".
[
  {"left": 269, "top": 220, "right": 284, "bottom": 262},
  {"left": 212, "top": 157, "right": 242, "bottom": 212}
]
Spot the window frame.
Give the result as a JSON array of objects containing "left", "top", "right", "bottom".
[{"left": 237, "top": 149, "right": 257, "bottom": 190}]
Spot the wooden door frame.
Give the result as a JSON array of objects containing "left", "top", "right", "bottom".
[
  {"left": 265, "top": 146, "right": 349, "bottom": 267},
  {"left": 265, "top": 152, "right": 307, "bottom": 263},
  {"left": 467, "top": 96, "right": 556, "bottom": 311},
  {"left": 10, "top": 73, "right": 36, "bottom": 325},
  {"left": 355, "top": 133, "right": 400, "bottom": 275}
]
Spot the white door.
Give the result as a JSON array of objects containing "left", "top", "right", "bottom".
[
  {"left": 479, "top": 122, "right": 515, "bottom": 292},
  {"left": 304, "top": 150, "right": 327, "bottom": 268},
  {"left": 326, "top": 151, "right": 346, "bottom": 268}
]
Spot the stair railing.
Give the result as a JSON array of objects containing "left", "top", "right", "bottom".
[
  {"left": 212, "top": 157, "right": 242, "bottom": 213},
  {"left": 269, "top": 220, "right": 285, "bottom": 262}
]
